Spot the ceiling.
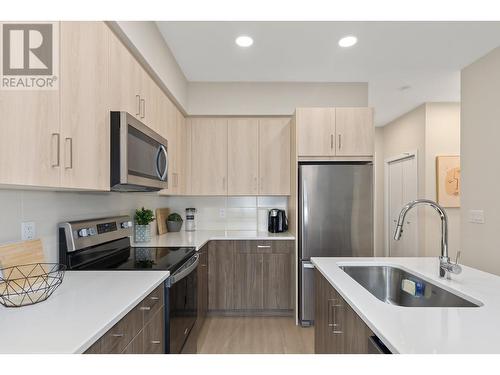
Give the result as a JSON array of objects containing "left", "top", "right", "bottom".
[{"left": 157, "top": 21, "right": 500, "bottom": 126}]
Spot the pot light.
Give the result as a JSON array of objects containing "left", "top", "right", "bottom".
[
  {"left": 338, "top": 35, "right": 358, "bottom": 48},
  {"left": 235, "top": 35, "right": 253, "bottom": 47}
]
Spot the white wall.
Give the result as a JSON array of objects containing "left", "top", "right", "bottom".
[
  {"left": 187, "top": 82, "right": 368, "bottom": 115},
  {"left": 461, "top": 46, "right": 500, "bottom": 275},
  {"left": 424, "top": 103, "right": 461, "bottom": 257},
  {"left": 112, "top": 21, "right": 189, "bottom": 112},
  {"left": 375, "top": 103, "right": 461, "bottom": 258}
]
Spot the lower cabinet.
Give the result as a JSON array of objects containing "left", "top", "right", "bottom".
[
  {"left": 84, "top": 285, "right": 165, "bottom": 354},
  {"left": 208, "top": 240, "right": 294, "bottom": 314},
  {"left": 197, "top": 244, "right": 209, "bottom": 329},
  {"left": 314, "top": 269, "right": 374, "bottom": 354}
]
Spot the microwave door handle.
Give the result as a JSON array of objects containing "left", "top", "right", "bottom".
[{"left": 156, "top": 145, "right": 168, "bottom": 181}]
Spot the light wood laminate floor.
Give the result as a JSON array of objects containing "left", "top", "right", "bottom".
[{"left": 198, "top": 317, "right": 314, "bottom": 354}]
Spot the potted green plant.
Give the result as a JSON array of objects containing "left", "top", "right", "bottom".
[
  {"left": 134, "top": 207, "right": 155, "bottom": 242},
  {"left": 167, "top": 212, "right": 183, "bottom": 232}
]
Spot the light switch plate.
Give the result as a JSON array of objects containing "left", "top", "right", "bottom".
[
  {"left": 219, "top": 208, "right": 226, "bottom": 218},
  {"left": 21, "top": 222, "right": 36, "bottom": 240},
  {"left": 468, "top": 210, "right": 485, "bottom": 224}
]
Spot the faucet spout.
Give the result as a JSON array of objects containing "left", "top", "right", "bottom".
[{"left": 392, "top": 199, "right": 459, "bottom": 278}]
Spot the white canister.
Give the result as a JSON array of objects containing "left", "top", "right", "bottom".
[{"left": 185, "top": 208, "right": 197, "bottom": 231}]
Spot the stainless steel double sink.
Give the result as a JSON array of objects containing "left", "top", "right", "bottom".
[{"left": 340, "top": 265, "right": 481, "bottom": 308}]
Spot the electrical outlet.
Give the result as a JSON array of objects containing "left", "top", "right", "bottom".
[
  {"left": 468, "top": 210, "right": 485, "bottom": 224},
  {"left": 21, "top": 222, "right": 36, "bottom": 240},
  {"left": 219, "top": 208, "right": 226, "bottom": 218}
]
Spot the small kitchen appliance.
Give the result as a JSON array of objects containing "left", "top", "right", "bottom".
[{"left": 268, "top": 209, "right": 288, "bottom": 233}]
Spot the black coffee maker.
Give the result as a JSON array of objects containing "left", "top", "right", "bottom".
[{"left": 268, "top": 209, "right": 288, "bottom": 233}]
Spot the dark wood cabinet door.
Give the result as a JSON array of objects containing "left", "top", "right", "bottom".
[
  {"left": 143, "top": 307, "right": 165, "bottom": 354},
  {"left": 208, "top": 241, "right": 235, "bottom": 310},
  {"left": 197, "top": 244, "right": 209, "bottom": 328},
  {"left": 121, "top": 331, "right": 144, "bottom": 354},
  {"left": 314, "top": 269, "right": 343, "bottom": 354},
  {"left": 263, "top": 253, "right": 292, "bottom": 310},
  {"left": 234, "top": 248, "right": 263, "bottom": 310}
]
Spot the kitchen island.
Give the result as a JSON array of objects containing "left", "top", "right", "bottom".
[
  {"left": 311, "top": 257, "right": 500, "bottom": 354},
  {"left": 0, "top": 270, "right": 169, "bottom": 354}
]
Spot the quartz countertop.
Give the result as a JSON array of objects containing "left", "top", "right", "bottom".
[
  {"left": 311, "top": 257, "right": 500, "bottom": 354},
  {"left": 131, "top": 230, "right": 295, "bottom": 250},
  {"left": 0, "top": 270, "right": 169, "bottom": 354}
]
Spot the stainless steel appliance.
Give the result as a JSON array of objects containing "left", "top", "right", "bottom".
[
  {"left": 268, "top": 209, "right": 288, "bottom": 233},
  {"left": 299, "top": 162, "right": 373, "bottom": 326},
  {"left": 110, "top": 111, "right": 168, "bottom": 192},
  {"left": 58, "top": 216, "right": 198, "bottom": 354}
]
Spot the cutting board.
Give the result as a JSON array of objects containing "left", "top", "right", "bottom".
[{"left": 156, "top": 208, "right": 170, "bottom": 235}]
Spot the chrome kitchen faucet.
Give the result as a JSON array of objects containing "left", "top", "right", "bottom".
[{"left": 393, "top": 199, "right": 462, "bottom": 279}]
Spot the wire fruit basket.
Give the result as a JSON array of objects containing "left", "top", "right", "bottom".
[{"left": 0, "top": 263, "right": 66, "bottom": 307}]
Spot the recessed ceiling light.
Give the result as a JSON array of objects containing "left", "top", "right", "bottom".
[
  {"left": 235, "top": 35, "right": 253, "bottom": 47},
  {"left": 338, "top": 35, "right": 358, "bottom": 48}
]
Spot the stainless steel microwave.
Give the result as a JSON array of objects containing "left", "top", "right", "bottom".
[{"left": 110, "top": 111, "right": 168, "bottom": 192}]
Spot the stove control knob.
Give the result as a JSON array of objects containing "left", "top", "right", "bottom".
[
  {"left": 78, "top": 228, "right": 89, "bottom": 237},
  {"left": 88, "top": 228, "right": 97, "bottom": 236}
]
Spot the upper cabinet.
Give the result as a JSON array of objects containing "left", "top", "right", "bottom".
[
  {"left": 228, "top": 118, "right": 259, "bottom": 195},
  {"left": 60, "top": 22, "right": 110, "bottom": 190},
  {"left": 190, "top": 118, "right": 228, "bottom": 195},
  {"left": 335, "top": 108, "right": 374, "bottom": 156},
  {"left": 0, "top": 80, "right": 60, "bottom": 188},
  {"left": 296, "top": 107, "right": 335, "bottom": 156},
  {"left": 295, "top": 107, "right": 373, "bottom": 157},
  {"left": 259, "top": 118, "right": 291, "bottom": 195}
]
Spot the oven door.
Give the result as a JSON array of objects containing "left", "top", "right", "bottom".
[
  {"left": 111, "top": 111, "right": 168, "bottom": 191},
  {"left": 166, "top": 254, "right": 199, "bottom": 354}
]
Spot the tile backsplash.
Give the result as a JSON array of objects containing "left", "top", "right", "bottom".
[
  {"left": 165, "top": 196, "right": 288, "bottom": 232},
  {"left": 0, "top": 189, "right": 288, "bottom": 263}
]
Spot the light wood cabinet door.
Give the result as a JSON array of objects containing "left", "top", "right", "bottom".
[
  {"left": 190, "top": 118, "right": 228, "bottom": 195},
  {"left": 0, "top": 89, "right": 60, "bottom": 187},
  {"left": 228, "top": 118, "right": 259, "bottom": 195},
  {"left": 296, "top": 108, "right": 335, "bottom": 156},
  {"left": 141, "top": 76, "right": 165, "bottom": 137},
  {"left": 109, "top": 31, "right": 142, "bottom": 118},
  {"left": 158, "top": 97, "right": 177, "bottom": 195},
  {"left": 335, "top": 107, "right": 374, "bottom": 156},
  {"left": 259, "top": 118, "right": 291, "bottom": 195},
  {"left": 60, "top": 21, "right": 110, "bottom": 190},
  {"left": 176, "top": 109, "right": 187, "bottom": 194}
]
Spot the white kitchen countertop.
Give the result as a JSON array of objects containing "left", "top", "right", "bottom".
[
  {"left": 311, "top": 257, "right": 500, "bottom": 354},
  {"left": 131, "top": 230, "right": 295, "bottom": 250},
  {"left": 0, "top": 270, "right": 169, "bottom": 354}
]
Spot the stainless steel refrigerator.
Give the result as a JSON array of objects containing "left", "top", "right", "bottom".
[{"left": 299, "top": 163, "right": 373, "bottom": 326}]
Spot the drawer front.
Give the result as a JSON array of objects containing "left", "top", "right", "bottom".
[
  {"left": 141, "top": 285, "right": 165, "bottom": 324},
  {"left": 143, "top": 307, "right": 165, "bottom": 354},
  {"left": 121, "top": 331, "right": 144, "bottom": 354},
  {"left": 236, "top": 240, "right": 294, "bottom": 254},
  {"left": 100, "top": 305, "right": 142, "bottom": 354}
]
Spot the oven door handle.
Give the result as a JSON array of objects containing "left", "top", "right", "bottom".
[{"left": 168, "top": 253, "right": 199, "bottom": 285}]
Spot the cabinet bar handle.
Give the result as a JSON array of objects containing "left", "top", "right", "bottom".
[
  {"left": 338, "top": 134, "right": 342, "bottom": 150},
  {"left": 139, "top": 306, "right": 151, "bottom": 311},
  {"left": 257, "top": 245, "right": 271, "bottom": 249},
  {"left": 330, "top": 134, "right": 334, "bottom": 149},
  {"left": 140, "top": 98, "right": 145, "bottom": 119},
  {"left": 151, "top": 340, "right": 161, "bottom": 345},
  {"left": 111, "top": 333, "right": 124, "bottom": 338},
  {"left": 51, "top": 133, "right": 60, "bottom": 167},
  {"left": 136, "top": 95, "right": 141, "bottom": 116},
  {"left": 64, "top": 137, "right": 73, "bottom": 169},
  {"left": 150, "top": 296, "right": 160, "bottom": 301}
]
